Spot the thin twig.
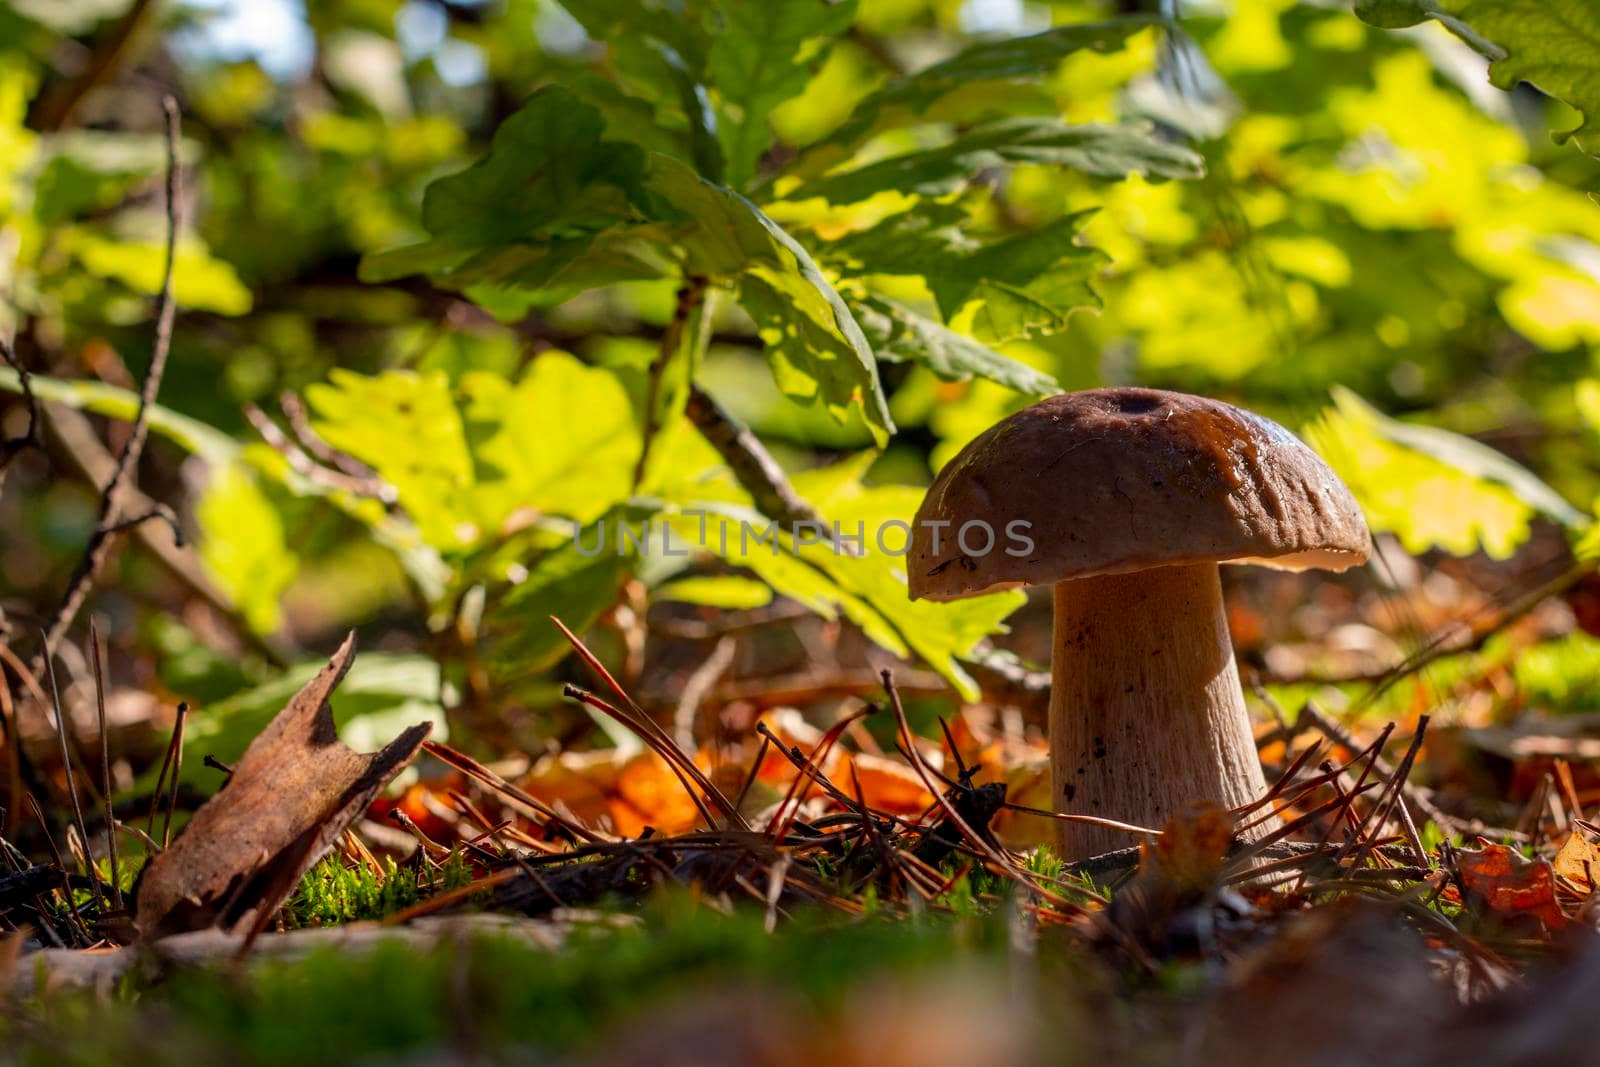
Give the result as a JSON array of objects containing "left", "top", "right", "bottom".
[
  {"left": 279, "top": 390, "right": 378, "bottom": 479},
  {"left": 161, "top": 701, "right": 188, "bottom": 848},
  {"left": 683, "top": 384, "right": 850, "bottom": 551},
  {"left": 633, "top": 277, "right": 707, "bottom": 489},
  {"left": 29, "top": 0, "right": 158, "bottom": 131},
  {"left": 37, "top": 403, "right": 288, "bottom": 666},
  {"left": 242, "top": 402, "right": 390, "bottom": 499},
  {"left": 101, "top": 502, "right": 185, "bottom": 544},
  {"left": 37, "top": 96, "right": 183, "bottom": 664},
  {"left": 0, "top": 335, "right": 40, "bottom": 480},
  {"left": 674, "top": 635, "right": 736, "bottom": 751}
]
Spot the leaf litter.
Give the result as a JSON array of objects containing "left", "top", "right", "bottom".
[{"left": 5, "top": 612, "right": 1600, "bottom": 1066}]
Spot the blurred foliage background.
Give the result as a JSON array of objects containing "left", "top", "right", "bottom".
[{"left": 3, "top": 0, "right": 1600, "bottom": 783}]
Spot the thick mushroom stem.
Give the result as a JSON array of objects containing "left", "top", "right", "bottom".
[{"left": 1049, "top": 562, "right": 1274, "bottom": 861}]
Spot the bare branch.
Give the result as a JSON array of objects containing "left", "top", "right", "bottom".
[
  {"left": 278, "top": 390, "right": 376, "bottom": 479},
  {"left": 36, "top": 96, "right": 183, "bottom": 665},
  {"left": 102, "top": 502, "right": 185, "bottom": 545},
  {"left": 633, "top": 277, "right": 708, "bottom": 489},
  {"left": 0, "top": 336, "right": 40, "bottom": 480},
  {"left": 243, "top": 402, "right": 392, "bottom": 500},
  {"left": 684, "top": 384, "right": 842, "bottom": 541}
]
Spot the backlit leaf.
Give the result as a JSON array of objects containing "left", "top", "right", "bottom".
[
  {"left": 63, "top": 229, "right": 252, "bottom": 315},
  {"left": 654, "top": 573, "right": 774, "bottom": 609},
  {"left": 648, "top": 157, "right": 894, "bottom": 443},
  {"left": 195, "top": 463, "right": 299, "bottom": 635},
  {"left": 481, "top": 515, "right": 641, "bottom": 677},
  {"left": 459, "top": 351, "right": 642, "bottom": 525},
  {"left": 420, "top": 86, "right": 655, "bottom": 245},
  {"left": 791, "top": 457, "right": 1025, "bottom": 701},
  {"left": 708, "top": 0, "right": 857, "bottom": 189},
  {"left": 1304, "top": 387, "right": 1586, "bottom": 559},
  {"left": 306, "top": 369, "right": 479, "bottom": 552},
  {"left": 1354, "top": 0, "right": 1600, "bottom": 158}
]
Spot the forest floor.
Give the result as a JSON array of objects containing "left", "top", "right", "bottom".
[{"left": 5, "top": 582, "right": 1600, "bottom": 1066}]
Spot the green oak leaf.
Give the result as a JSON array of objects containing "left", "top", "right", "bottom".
[
  {"left": 306, "top": 355, "right": 642, "bottom": 552},
  {"left": 793, "top": 118, "right": 1204, "bottom": 205},
  {"left": 459, "top": 351, "right": 642, "bottom": 525},
  {"left": 0, "top": 368, "right": 449, "bottom": 604},
  {"left": 830, "top": 204, "right": 1108, "bottom": 343},
  {"left": 306, "top": 369, "right": 479, "bottom": 552},
  {"left": 420, "top": 86, "right": 657, "bottom": 244},
  {"left": 1354, "top": 0, "right": 1600, "bottom": 157},
  {"left": 654, "top": 573, "right": 774, "bottom": 609},
  {"left": 556, "top": 0, "right": 723, "bottom": 177},
  {"left": 798, "top": 15, "right": 1166, "bottom": 174},
  {"left": 708, "top": 0, "right": 857, "bottom": 189},
  {"left": 739, "top": 269, "right": 891, "bottom": 445},
  {"left": 851, "top": 295, "right": 1061, "bottom": 397},
  {"left": 480, "top": 512, "right": 645, "bottom": 679},
  {"left": 792, "top": 456, "right": 1025, "bottom": 702},
  {"left": 648, "top": 156, "right": 894, "bottom": 444}
]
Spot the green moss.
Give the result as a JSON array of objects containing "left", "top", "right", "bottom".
[
  {"left": 5, "top": 896, "right": 1017, "bottom": 1067},
  {"left": 282, "top": 849, "right": 478, "bottom": 928}
]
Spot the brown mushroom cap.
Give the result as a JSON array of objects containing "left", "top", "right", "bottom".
[{"left": 909, "top": 388, "right": 1371, "bottom": 601}]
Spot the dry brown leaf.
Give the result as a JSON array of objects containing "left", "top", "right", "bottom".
[
  {"left": 1141, "top": 803, "right": 1235, "bottom": 892},
  {"left": 1554, "top": 819, "right": 1600, "bottom": 893},
  {"left": 133, "top": 633, "right": 431, "bottom": 941},
  {"left": 993, "top": 762, "right": 1051, "bottom": 849},
  {"left": 1456, "top": 843, "right": 1566, "bottom": 932}
]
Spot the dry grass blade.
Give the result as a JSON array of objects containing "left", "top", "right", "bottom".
[
  {"left": 89, "top": 620, "right": 121, "bottom": 909},
  {"left": 422, "top": 740, "right": 600, "bottom": 844},
  {"left": 39, "top": 638, "right": 101, "bottom": 912},
  {"left": 879, "top": 670, "right": 1062, "bottom": 906},
  {"left": 552, "top": 616, "right": 748, "bottom": 829}
]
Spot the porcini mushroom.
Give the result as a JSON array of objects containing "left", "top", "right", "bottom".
[{"left": 909, "top": 388, "right": 1370, "bottom": 860}]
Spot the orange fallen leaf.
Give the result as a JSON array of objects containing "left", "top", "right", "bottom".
[
  {"left": 842, "top": 752, "right": 934, "bottom": 815},
  {"left": 614, "top": 752, "right": 703, "bottom": 835},
  {"left": 1457, "top": 843, "right": 1566, "bottom": 932},
  {"left": 993, "top": 761, "right": 1051, "bottom": 850},
  {"left": 1141, "top": 804, "right": 1235, "bottom": 891},
  {"left": 521, "top": 750, "right": 622, "bottom": 829},
  {"left": 376, "top": 779, "right": 461, "bottom": 842}
]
